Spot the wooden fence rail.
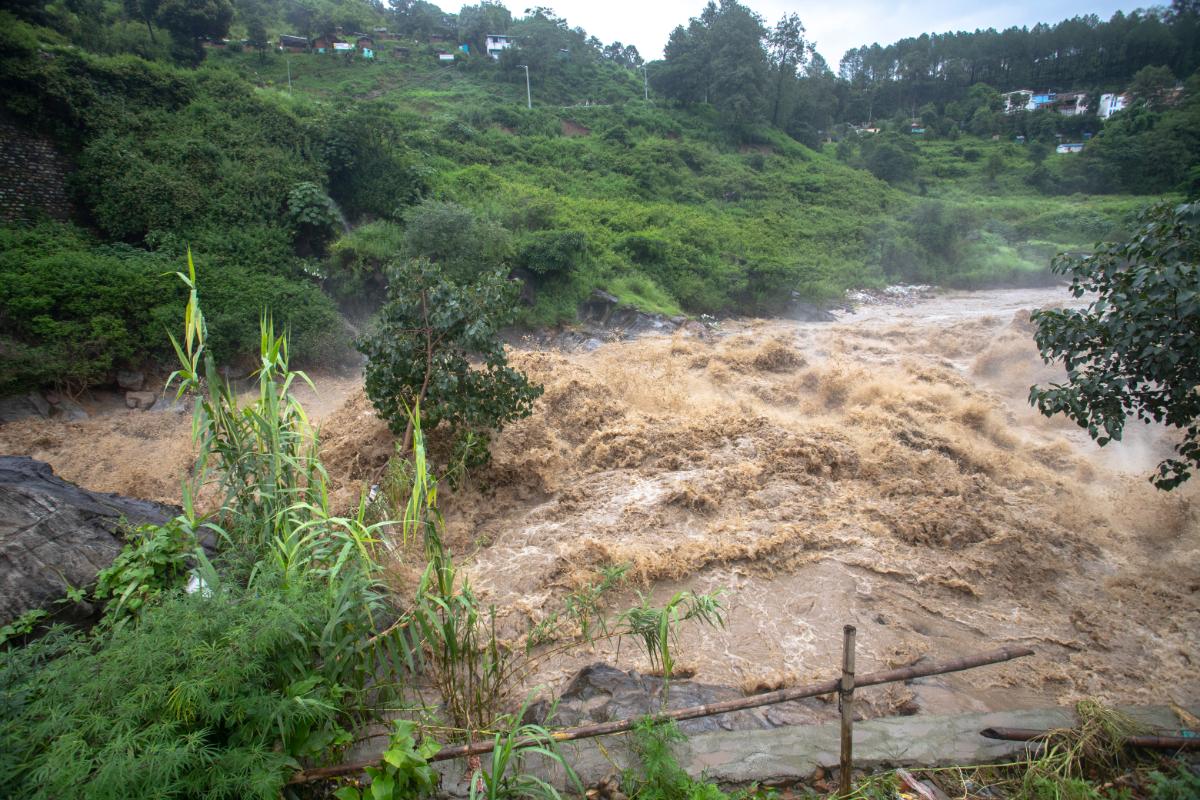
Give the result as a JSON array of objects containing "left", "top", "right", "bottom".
[{"left": 289, "top": 645, "right": 1035, "bottom": 785}]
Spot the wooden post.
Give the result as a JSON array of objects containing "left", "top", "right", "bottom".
[{"left": 839, "top": 625, "right": 857, "bottom": 798}]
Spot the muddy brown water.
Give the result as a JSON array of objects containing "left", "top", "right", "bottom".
[{"left": 4, "top": 288, "right": 1197, "bottom": 718}]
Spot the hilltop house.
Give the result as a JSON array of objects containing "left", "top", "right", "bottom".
[
  {"left": 355, "top": 34, "right": 375, "bottom": 58},
  {"left": 1002, "top": 89, "right": 1036, "bottom": 113},
  {"left": 1099, "top": 92, "right": 1128, "bottom": 119},
  {"left": 1056, "top": 142, "right": 1085, "bottom": 154},
  {"left": 1003, "top": 90, "right": 1089, "bottom": 116},
  {"left": 485, "top": 34, "right": 514, "bottom": 59},
  {"left": 1051, "top": 92, "right": 1089, "bottom": 115}
]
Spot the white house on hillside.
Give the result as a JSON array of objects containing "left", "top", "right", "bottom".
[
  {"left": 485, "top": 34, "right": 514, "bottom": 59},
  {"left": 1002, "top": 89, "right": 1037, "bottom": 113},
  {"left": 1099, "top": 93, "right": 1128, "bottom": 119}
]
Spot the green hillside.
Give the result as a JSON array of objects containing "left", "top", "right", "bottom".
[{"left": 0, "top": 5, "right": 1178, "bottom": 394}]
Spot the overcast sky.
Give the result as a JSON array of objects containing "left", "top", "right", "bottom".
[{"left": 537, "top": 1, "right": 1142, "bottom": 68}]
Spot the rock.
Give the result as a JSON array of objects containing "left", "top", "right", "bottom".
[
  {"left": 0, "top": 456, "right": 179, "bottom": 625},
  {"left": 116, "top": 370, "right": 145, "bottom": 391},
  {"left": 789, "top": 300, "right": 837, "bottom": 323},
  {"left": 580, "top": 290, "right": 621, "bottom": 325},
  {"left": 28, "top": 391, "right": 52, "bottom": 418},
  {"left": 52, "top": 398, "right": 88, "bottom": 421},
  {"left": 0, "top": 393, "right": 49, "bottom": 423},
  {"left": 125, "top": 390, "right": 157, "bottom": 411},
  {"left": 526, "top": 663, "right": 829, "bottom": 736}
]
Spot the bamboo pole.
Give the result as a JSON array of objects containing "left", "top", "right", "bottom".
[
  {"left": 289, "top": 645, "right": 1033, "bottom": 784},
  {"left": 981, "top": 727, "right": 1200, "bottom": 750},
  {"left": 838, "top": 625, "right": 857, "bottom": 798}
]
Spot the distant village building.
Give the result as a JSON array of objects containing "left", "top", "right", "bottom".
[
  {"left": 485, "top": 34, "right": 514, "bottom": 59},
  {"left": 356, "top": 35, "right": 375, "bottom": 58},
  {"left": 333, "top": 42, "right": 354, "bottom": 54},
  {"left": 1002, "top": 89, "right": 1036, "bottom": 113},
  {"left": 1051, "top": 92, "right": 1089, "bottom": 116},
  {"left": 278, "top": 34, "right": 308, "bottom": 52},
  {"left": 1099, "top": 92, "right": 1128, "bottom": 119},
  {"left": 437, "top": 51, "right": 455, "bottom": 62},
  {"left": 1003, "top": 90, "right": 1089, "bottom": 116},
  {"left": 1055, "top": 142, "right": 1085, "bottom": 154}
]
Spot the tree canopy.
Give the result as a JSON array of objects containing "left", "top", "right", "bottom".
[
  {"left": 1030, "top": 202, "right": 1200, "bottom": 490},
  {"left": 357, "top": 259, "right": 542, "bottom": 453}
]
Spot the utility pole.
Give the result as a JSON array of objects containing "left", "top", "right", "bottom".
[
  {"left": 518, "top": 64, "right": 531, "bottom": 108},
  {"left": 640, "top": 64, "right": 649, "bottom": 102}
]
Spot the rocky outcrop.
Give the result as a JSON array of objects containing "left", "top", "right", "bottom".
[{"left": 0, "top": 456, "right": 179, "bottom": 625}]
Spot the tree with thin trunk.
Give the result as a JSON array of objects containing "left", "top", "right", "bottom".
[
  {"left": 768, "top": 12, "right": 809, "bottom": 127},
  {"left": 124, "top": 0, "right": 162, "bottom": 42},
  {"left": 357, "top": 259, "right": 541, "bottom": 461}
]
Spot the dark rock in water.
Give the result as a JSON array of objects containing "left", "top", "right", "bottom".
[
  {"left": 789, "top": 301, "right": 838, "bottom": 323},
  {"left": 526, "top": 663, "right": 832, "bottom": 735},
  {"left": 0, "top": 456, "right": 180, "bottom": 625}
]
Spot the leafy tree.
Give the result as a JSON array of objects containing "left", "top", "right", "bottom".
[
  {"left": 863, "top": 134, "right": 915, "bottom": 183},
  {"left": 516, "top": 229, "right": 588, "bottom": 278},
  {"left": 457, "top": 1, "right": 511, "bottom": 57},
  {"left": 602, "top": 41, "right": 642, "bottom": 68},
  {"left": 653, "top": 0, "right": 771, "bottom": 132},
  {"left": 1030, "top": 202, "right": 1200, "bottom": 489},
  {"left": 1128, "top": 64, "right": 1178, "bottom": 110},
  {"left": 767, "top": 12, "right": 809, "bottom": 126},
  {"left": 357, "top": 259, "right": 542, "bottom": 455},
  {"left": 239, "top": 0, "right": 268, "bottom": 60},
  {"left": 401, "top": 200, "right": 511, "bottom": 282},
  {"left": 156, "top": 0, "right": 233, "bottom": 60},
  {"left": 124, "top": 0, "right": 162, "bottom": 42}
]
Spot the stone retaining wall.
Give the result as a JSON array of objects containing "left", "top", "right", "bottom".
[{"left": 0, "top": 115, "right": 74, "bottom": 223}]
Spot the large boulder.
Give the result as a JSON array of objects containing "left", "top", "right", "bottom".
[{"left": 0, "top": 456, "right": 179, "bottom": 625}]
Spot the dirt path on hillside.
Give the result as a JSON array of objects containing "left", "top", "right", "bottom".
[{"left": 4, "top": 288, "right": 1197, "bottom": 719}]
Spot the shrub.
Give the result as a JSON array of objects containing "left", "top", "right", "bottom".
[
  {"left": 516, "top": 229, "right": 589, "bottom": 277},
  {"left": 358, "top": 259, "right": 542, "bottom": 452},
  {"left": 402, "top": 199, "right": 512, "bottom": 282}
]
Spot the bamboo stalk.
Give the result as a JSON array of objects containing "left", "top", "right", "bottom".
[
  {"left": 838, "top": 625, "right": 857, "bottom": 798},
  {"left": 981, "top": 727, "right": 1200, "bottom": 750},
  {"left": 289, "top": 645, "right": 1034, "bottom": 784}
]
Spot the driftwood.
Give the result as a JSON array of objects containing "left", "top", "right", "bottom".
[
  {"left": 981, "top": 727, "right": 1200, "bottom": 751},
  {"left": 289, "top": 645, "right": 1034, "bottom": 785}
]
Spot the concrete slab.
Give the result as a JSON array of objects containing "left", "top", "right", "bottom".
[{"left": 433, "top": 704, "right": 1197, "bottom": 795}]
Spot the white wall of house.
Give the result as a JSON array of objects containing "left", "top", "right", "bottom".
[
  {"left": 1099, "top": 93, "right": 1128, "bottom": 119},
  {"left": 485, "top": 34, "right": 513, "bottom": 59}
]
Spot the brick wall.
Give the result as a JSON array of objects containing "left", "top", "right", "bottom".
[{"left": 0, "top": 115, "right": 74, "bottom": 223}]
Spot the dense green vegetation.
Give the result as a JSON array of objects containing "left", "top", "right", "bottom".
[
  {"left": 1031, "top": 201, "right": 1200, "bottom": 490},
  {"left": 0, "top": 0, "right": 1188, "bottom": 397}
]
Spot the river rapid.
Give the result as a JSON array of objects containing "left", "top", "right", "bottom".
[{"left": 5, "top": 287, "right": 1197, "bottom": 718}]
